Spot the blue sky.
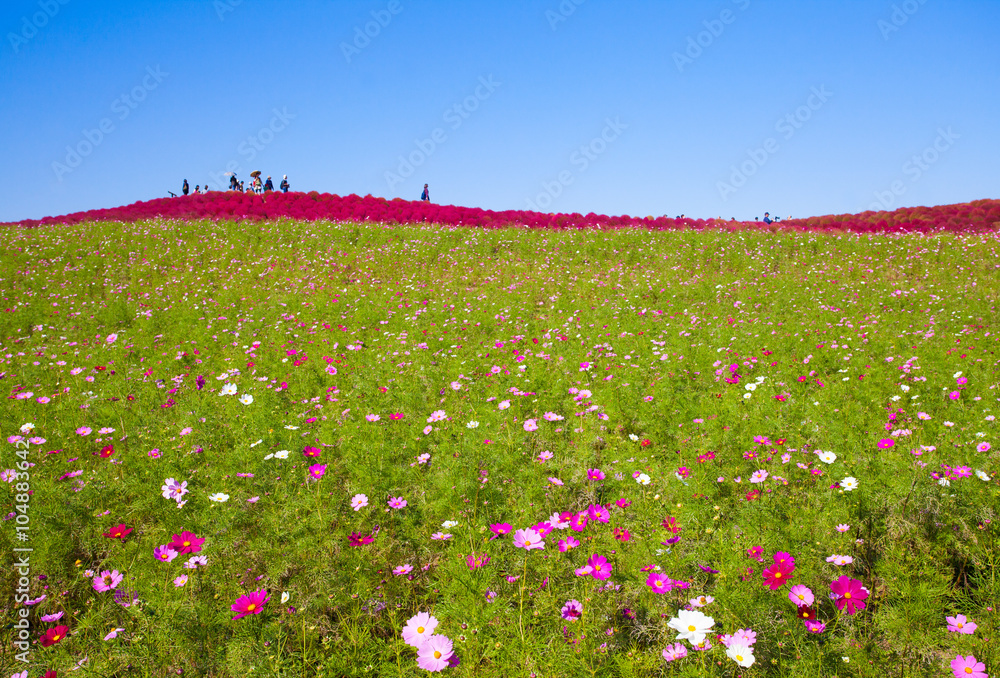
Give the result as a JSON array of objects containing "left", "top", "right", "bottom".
[{"left": 1, "top": 0, "right": 997, "bottom": 223}]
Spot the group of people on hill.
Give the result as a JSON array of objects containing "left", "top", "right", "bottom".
[{"left": 178, "top": 174, "right": 290, "bottom": 197}]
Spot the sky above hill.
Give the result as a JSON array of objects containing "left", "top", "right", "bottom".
[{"left": 2, "top": 0, "right": 997, "bottom": 223}]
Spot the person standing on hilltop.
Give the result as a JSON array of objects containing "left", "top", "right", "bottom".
[
  {"left": 182, "top": 179, "right": 189, "bottom": 196},
  {"left": 280, "top": 175, "right": 290, "bottom": 193},
  {"left": 421, "top": 184, "right": 430, "bottom": 202},
  {"left": 264, "top": 176, "right": 274, "bottom": 192}
]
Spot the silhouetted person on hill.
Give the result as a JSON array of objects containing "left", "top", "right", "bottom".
[
  {"left": 264, "top": 176, "right": 274, "bottom": 192},
  {"left": 421, "top": 184, "right": 430, "bottom": 202},
  {"left": 229, "top": 175, "right": 239, "bottom": 191},
  {"left": 763, "top": 212, "right": 772, "bottom": 224},
  {"left": 182, "top": 179, "right": 189, "bottom": 196},
  {"left": 280, "top": 175, "right": 289, "bottom": 193}
]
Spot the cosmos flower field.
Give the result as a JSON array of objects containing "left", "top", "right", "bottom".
[{"left": 1, "top": 216, "right": 998, "bottom": 677}]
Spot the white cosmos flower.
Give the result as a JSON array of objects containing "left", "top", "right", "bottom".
[
  {"left": 281, "top": 591, "right": 290, "bottom": 603},
  {"left": 841, "top": 476, "right": 859, "bottom": 491},
  {"left": 628, "top": 433, "right": 639, "bottom": 442},
  {"left": 975, "top": 470, "right": 989, "bottom": 481},
  {"left": 636, "top": 473, "right": 651, "bottom": 485},
  {"left": 466, "top": 421, "right": 479, "bottom": 429},
  {"left": 817, "top": 450, "right": 837, "bottom": 464},
  {"left": 284, "top": 425, "right": 299, "bottom": 430},
  {"left": 239, "top": 394, "right": 254, "bottom": 405},
  {"left": 208, "top": 493, "right": 230, "bottom": 503},
  {"left": 274, "top": 450, "right": 290, "bottom": 459},
  {"left": 666, "top": 609, "right": 714, "bottom": 644},
  {"left": 726, "top": 644, "right": 755, "bottom": 668},
  {"left": 220, "top": 383, "right": 237, "bottom": 396}
]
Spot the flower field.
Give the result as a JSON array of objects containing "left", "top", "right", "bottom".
[
  {"left": 8, "top": 191, "right": 1000, "bottom": 234},
  {"left": 1, "top": 216, "right": 998, "bottom": 677}
]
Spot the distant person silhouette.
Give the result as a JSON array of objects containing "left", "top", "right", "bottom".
[
  {"left": 280, "top": 175, "right": 289, "bottom": 193},
  {"left": 421, "top": 184, "right": 430, "bottom": 202},
  {"left": 763, "top": 212, "right": 772, "bottom": 224},
  {"left": 264, "top": 176, "right": 274, "bottom": 192},
  {"left": 182, "top": 179, "right": 189, "bottom": 196},
  {"left": 229, "top": 175, "right": 239, "bottom": 191}
]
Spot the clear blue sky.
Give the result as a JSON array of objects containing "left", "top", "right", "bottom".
[{"left": 2, "top": 0, "right": 997, "bottom": 223}]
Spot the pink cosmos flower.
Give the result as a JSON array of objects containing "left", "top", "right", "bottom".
[
  {"left": 750, "top": 469, "right": 769, "bottom": 483},
  {"left": 173, "top": 575, "right": 188, "bottom": 587},
  {"left": 558, "top": 536, "right": 580, "bottom": 552},
  {"left": 977, "top": 442, "right": 991, "bottom": 453},
  {"left": 350, "top": 493, "right": 368, "bottom": 511},
  {"left": 835, "top": 524, "right": 850, "bottom": 533},
  {"left": 826, "top": 554, "right": 854, "bottom": 566},
  {"left": 789, "top": 585, "right": 814, "bottom": 606},
  {"left": 950, "top": 655, "right": 987, "bottom": 678},
  {"left": 388, "top": 496, "right": 407, "bottom": 509},
  {"left": 40, "top": 612, "right": 64, "bottom": 622},
  {"left": 746, "top": 546, "right": 763, "bottom": 561},
  {"left": 308, "top": 464, "right": 327, "bottom": 480},
  {"left": 513, "top": 528, "right": 545, "bottom": 550},
  {"left": 946, "top": 614, "right": 977, "bottom": 634},
  {"left": 804, "top": 620, "right": 826, "bottom": 634},
  {"left": 154, "top": 545, "right": 179, "bottom": 563},
  {"left": 231, "top": 589, "right": 270, "bottom": 620},
  {"left": 523, "top": 419, "right": 538, "bottom": 432},
  {"left": 402, "top": 611, "right": 438, "bottom": 648},
  {"left": 587, "top": 504, "right": 610, "bottom": 523},
  {"left": 830, "top": 575, "right": 868, "bottom": 615},
  {"left": 416, "top": 634, "right": 454, "bottom": 672},
  {"left": 548, "top": 476, "right": 564, "bottom": 486},
  {"left": 587, "top": 468, "right": 605, "bottom": 481},
  {"left": 393, "top": 564, "right": 413, "bottom": 576},
  {"left": 93, "top": 569, "right": 123, "bottom": 592},
  {"left": 76, "top": 426, "right": 92, "bottom": 436},
  {"left": 877, "top": 438, "right": 895, "bottom": 449},
  {"left": 662, "top": 642, "right": 688, "bottom": 661}
]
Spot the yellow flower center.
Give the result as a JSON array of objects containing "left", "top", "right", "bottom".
[
  {"left": 688, "top": 625, "right": 696, "bottom": 632},
  {"left": 247, "top": 604, "right": 256, "bottom": 611},
  {"left": 844, "top": 592, "right": 852, "bottom": 599},
  {"left": 417, "top": 626, "right": 424, "bottom": 634},
  {"left": 736, "top": 654, "right": 744, "bottom": 662},
  {"left": 797, "top": 594, "right": 804, "bottom": 600},
  {"left": 774, "top": 572, "right": 782, "bottom": 578},
  {"left": 965, "top": 669, "right": 973, "bottom": 675},
  {"left": 957, "top": 622, "right": 964, "bottom": 628},
  {"left": 434, "top": 651, "right": 442, "bottom": 659},
  {"left": 524, "top": 540, "right": 531, "bottom": 546},
  {"left": 53, "top": 634, "right": 62, "bottom": 641},
  {"left": 183, "top": 541, "right": 191, "bottom": 547}
]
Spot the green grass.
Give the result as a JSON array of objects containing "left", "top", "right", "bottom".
[{"left": 0, "top": 219, "right": 997, "bottom": 677}]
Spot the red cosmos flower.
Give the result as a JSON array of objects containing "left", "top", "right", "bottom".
[
  {"left": 43, "top": 671, "right": 57, "bottom": 678},
  {"left": 613, "top": 527, "right": 631, "bottom": 542},
  {"left": 103, "top": 524, "right": 133, "bottom": 540},
  {"left": 640, "top": 439, "right": 652, "bottom": 447},
  {"left": 745, "top": 489, "right": 760, "bottom": 501},
  {"left": 796, "top": 606, "right": 818, "bottom": 621},
  {"left": 99, "top": 444, "right": 115, "bottom": 458},
  {"left": 762, "top": 560, "right": 794, "bottom": 589},
  {"left": 775, "top": 438, "right": 786, "bottom": 445},
  {"left": 40, "top": 625, "right": 69, "bottom": 646},
  {"left": 94, "top": 366, "right": 106, "bottom": 372}
]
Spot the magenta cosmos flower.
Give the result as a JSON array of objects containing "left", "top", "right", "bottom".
[
  {"left": 231, "top": 589, "right": 270, "bottom": 620},
  {"left": 877, "top": 438, "right": 895, "bottom": 449},
  {"left": 154, "top": 545, "right": 179, "bottom": 563},
  {"left": 587, "top": 468, "right": 605, "bottom": 481},
  {"left": 587, "top": 553, "right": 613, "bottom": 580},
  {"left": 950, "top": 655, "right": 987, "bottom": 678},
  {"left": 762, "top": 560, "right": 794, "bottom": 590},
  {"left": 513, "top": 528, "right": 545, "bottom": 550},
  {"left": 388, "top": 496, "right": 407, "bottom": 509},
  {"left": 308, "top": 463, "right": 327, "bottom": 480},
  {"left": 402, "top": 611, "right": 438, "bottom": 648},
  {"left": 416, "top": 634, "right": 455, "bottom": 672},
  {"left": 646, "top": 572, "right": 673, "bottom": 593},
  {"left": 554, "top": 599, "right": 581, "bottom": 623},
  {"left": 830, "top": 575, "right": 868, "bottom": 615},
  {"left": 168, "top": 531, "right": 205, "bottom": 554}
]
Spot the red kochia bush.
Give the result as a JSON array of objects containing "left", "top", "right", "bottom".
[{"left": 6, "top": 192, "right": 1000, "bottom": 233}]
